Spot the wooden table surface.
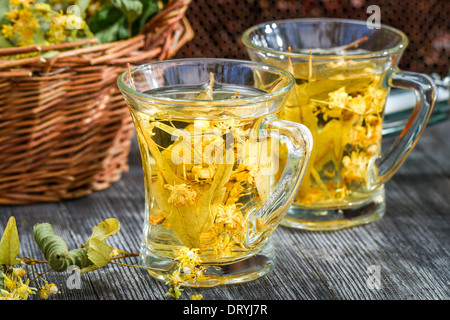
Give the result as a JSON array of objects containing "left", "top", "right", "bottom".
[{"left": 1, "top": 120, "right": 449, "bottom": 302}]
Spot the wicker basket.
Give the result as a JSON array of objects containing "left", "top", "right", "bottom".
[{"left": 0, "top": 0, "right": 194, "bottom": 205}]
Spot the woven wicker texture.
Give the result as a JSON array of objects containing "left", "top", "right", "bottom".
[
  {"left": 0, "top": 0, "right": 194, "bottom": 204},
  {"left": 175, "top": 0, "right": 449, "bottom": 77}
]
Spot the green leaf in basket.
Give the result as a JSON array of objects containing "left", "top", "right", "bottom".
[
  {"left": 0, "top": 217, "right": 20, "bottom": 266},
  {"left": 0, "top": 0, "right": 9, "bottom": 19},
  {"left": 76, "top": 0, "right": 91, "bottom": 17},
  {"left": 111, "top": 0, "right": 143, "bottom": 36},
  {"left": 88, "top": 4, "right": 127, "bottom": 43},
  {"left": 86, "top": 0, "right": 168, "bottom": 44},
  {"left": 0, "top": 33, "right": 13, "bottom": 49},
  {"left": 0, "top": 0, "right": 12, "bottom": 48},
  {"left": 111, "top": 0, "right": 143, "bottom": 25},
  {"left": 137, "top": 0, "right": 166, "bottom": 30}
]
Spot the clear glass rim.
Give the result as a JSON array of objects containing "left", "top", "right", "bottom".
[
  {"left": 117, "top": 58, "right": 295, "bottom": 106},
  {"left": 241, "top": 18, "right": 409, "bottom": 60}
]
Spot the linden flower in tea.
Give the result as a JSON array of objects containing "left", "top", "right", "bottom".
[
  {"left": 130, "top": 74, "right": 272, "bottom": 262},
  {"left": 277, "top": 57, "right": 388, "bottom": 207}
]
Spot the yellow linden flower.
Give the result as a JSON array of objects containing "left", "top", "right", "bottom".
[
  {"left": 174, "top": 247, "right": 202, "bottom": 268},
  {"left": 0, "top": 289, "right": 20, "bottom": 300},
  {"left": 48, "top": 283, "right": 59, "bottom": 295},
  {"left": 329, "top": 87, "right": 351, "bottom": 109},
  {"left": 214, "top": 118, "right": 245, "bottom": 135},
  {"left": 16, "top": 280, "right": 36, "bottom": 300},
  {"left": 165, "top": 286, "right": 183, "bottom": 299},
  {"left": 17, "top": 7, "right": 32, "bottom": 20},
  {"left": 200, "top": 203, "right": 249, "bottom": 257},
  {"left": 47, "top": 22, "right": 67, "bottom": 44},
  {"left": 11, "top": 9, "right": 39, "bottom": 46},
  {"left": 38, "top": 281, "right": 58, "bottom": 300},
  {"left": 165, "top": 246, "right": 206, "bottom": 298},
  {"left": 349, "top": 95, "right": 367, "bottom": 115},
  {"left": 65, "top": 14, "right": 85, "bottom": 30},
  {"left": 5, "top": 9, "right": 20, "bottom": 20},
  {"left": 3, "top": 0, "right": 91, "bottom": 48},
  {"left": 1, "top": 25, "right": 15, "bottom": 39},
  {"left": 212, "top": 233, "right": 236, "bottom": 257},
  {"left": 225, "top": 181, "right": 246, "bottom": 205},
  {"left": 34, "top": 2, "right": 51, "bottom": 11},
  {"left": 342, "top": 152, "right": 369, "bottom": 182},
  {"left": 10, "top": 0, "right": 36, "bottom": 6},
  {"left": 38, "top": 288, "right": 49, "bottom": 300},
  {"left": 165, "top": 270, "right": 182, "bottom": 287},
  {"left": 164, "top": 183, "right": 198, "bottom": 207},
  {"left": 191, "top": 120, "right": 211, "bottom": 133},
  {"left": 215, "top": 204, "right": 242, "bottom": 229},
  {"left": 190, "top": 294, "right": 203, "bottom": 300},
  {"left": 365, "top": 85, "right": 387, "bottom": 113},
  {"left": 191, "top": 165, "right": 216, "bottom": 181},
  {"left": 3, "top": 276, "right": 16, "bottom": 291},
  {"left": 12, "top": 268, "right": 25, "bottom": 277}
]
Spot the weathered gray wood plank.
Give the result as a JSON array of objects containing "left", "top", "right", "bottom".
[{"left": 1, "top": 121, "right": 449, "bottom": 300}]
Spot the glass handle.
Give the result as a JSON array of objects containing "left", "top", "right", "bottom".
[
  {"left": 245, "top": 115, "right": 312, "bottom": 247},
  {"left": 369, "top": 69, "right": 437, "bottom": 188}
]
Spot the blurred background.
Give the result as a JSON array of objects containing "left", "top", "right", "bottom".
[{"left": 174, "top": 0, "right": 450, "bottom": 78}]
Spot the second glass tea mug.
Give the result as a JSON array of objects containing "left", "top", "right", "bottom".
[{"left": 242, "top": 18, "right": 437, "bottom": 231}]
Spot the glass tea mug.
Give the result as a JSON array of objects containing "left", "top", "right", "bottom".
[
  {"left": 117, "top": 59, "right": 312, "bottom": 286},
  {"left": 242, "top": 18, "right": 436, "bottom": 230}
]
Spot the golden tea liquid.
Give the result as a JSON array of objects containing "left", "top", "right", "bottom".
[
  {"left": 277, "top": 59, "right": 389, "bottom": 209},
  {"left": 130, "top": 84, "right": 276, "bottom": 264},
  {"left": 119, "top": 59, "right": 314, "bottom": 287}
]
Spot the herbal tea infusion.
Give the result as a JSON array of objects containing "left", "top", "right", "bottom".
[
  {"left": 118, "top": 59, "right": 312, "bottom": 286},
  {"left": 279, "top": 59, "right": 388, "bottom": 208},
  {"left": 243, "top": 18, "right": 436, "bottom": 230},
  {"left": 131, "top": 85, "right": 277, "bottom": 258}
]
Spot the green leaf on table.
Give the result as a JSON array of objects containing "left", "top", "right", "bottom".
[
  {"left": 33, "top": 222, "right": 71, "bottom": 272},
  {"left": 0, "top": 217, "right": 20, "bottom": 266},
  {"left": 85, "top": 218, "right": 120, "bottom": 245},
  {"left": 82, "top": 239, "right": 113, "bottom": 273},
  {"left": 80, "top": 218, "right": 121, "bottom": 272}
]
